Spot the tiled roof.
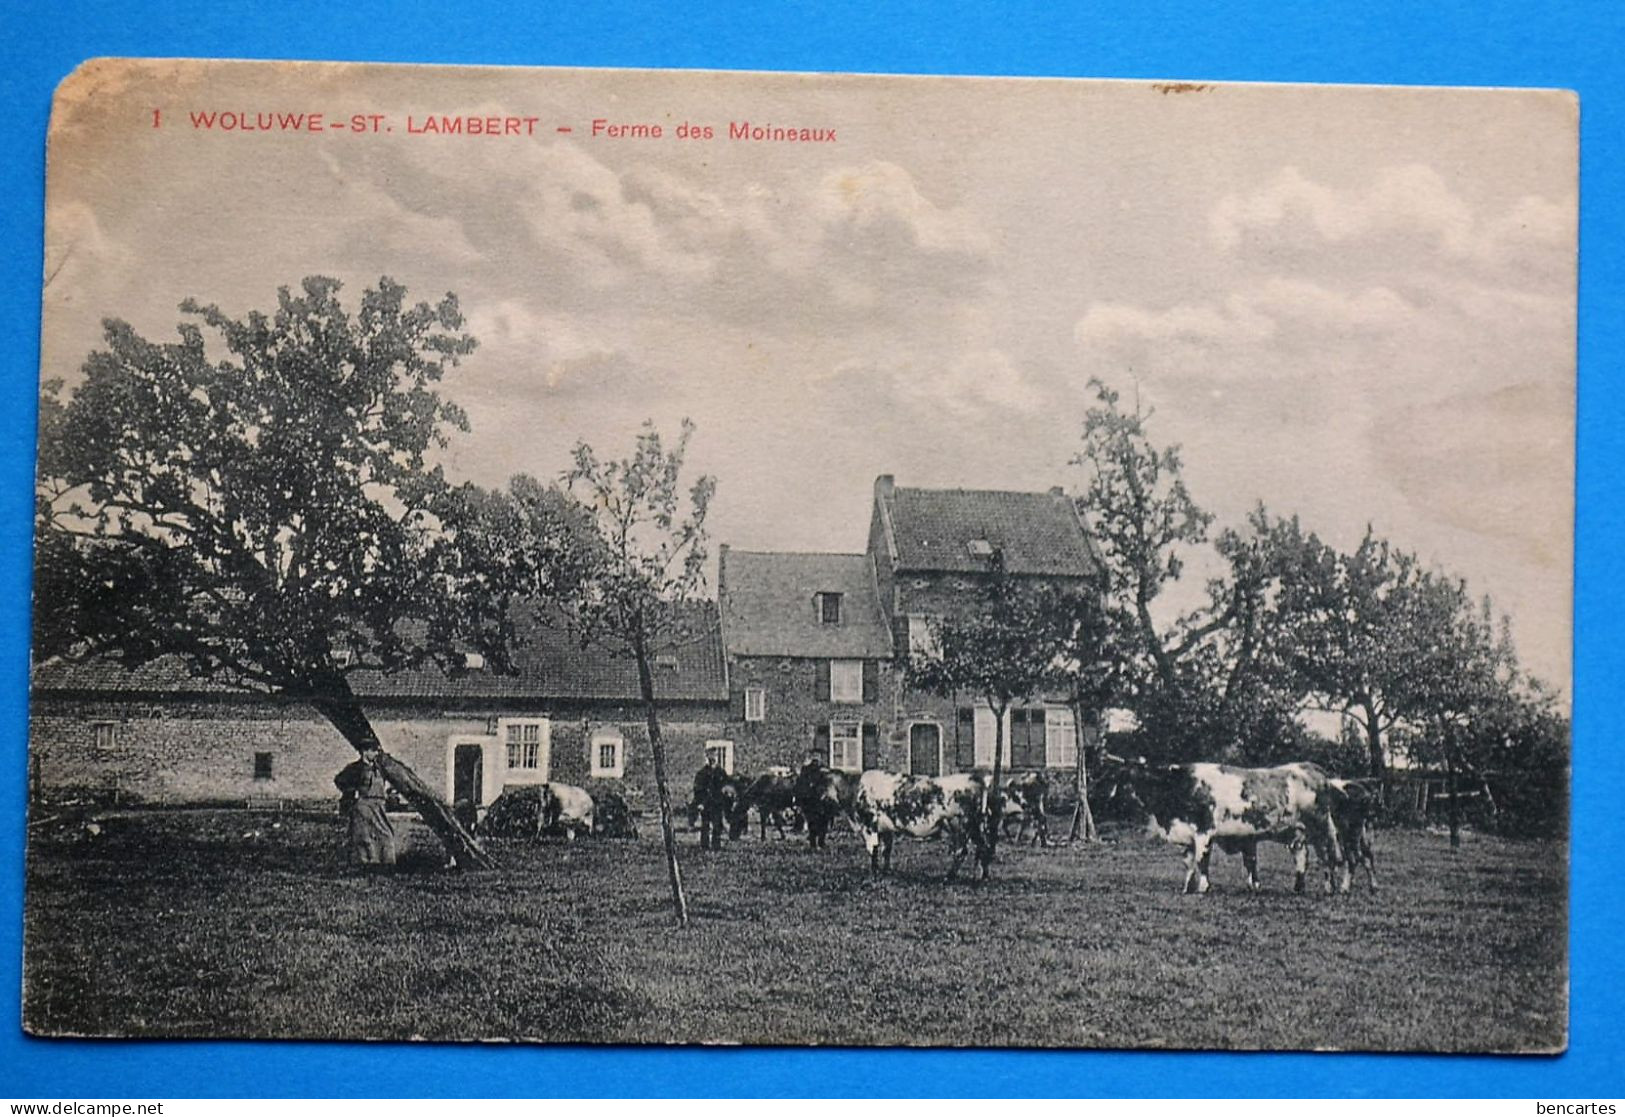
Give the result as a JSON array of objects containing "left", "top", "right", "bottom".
[
  {"left": 30, "top": 603, "right": 729, "bottom": 703},
  {"left": 881, "top": 485, "right": 1101, "bottom": 577},
  {"left": 719, "top": 549, "right": 894, "bottom": 659}
]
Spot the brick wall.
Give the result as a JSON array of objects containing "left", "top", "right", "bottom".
[{"left": 724, "top": 654, "right": 900, "bottom": 773}]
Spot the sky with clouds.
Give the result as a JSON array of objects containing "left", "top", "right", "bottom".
[{"left": 42, "top": 61, "right": 1576, "bottom": 689}]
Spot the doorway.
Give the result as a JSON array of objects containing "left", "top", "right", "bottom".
[{"left": 909, "top": 723, "right": 943, "bottom": 776}]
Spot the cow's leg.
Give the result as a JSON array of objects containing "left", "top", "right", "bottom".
[
  {"left": 862, "top": 827, "right": 882, "bottom": 872},
  {"left": 1241, "top": 840, "right": 1260, "bottom": 891},
  {"left": 1181, "top": 842, "right": 1201, "bottom": 894},
  {"left": 882, "top": 832, "right": 896, "bottom": 874},
  {"left": 1291, "top": 838, "right": 1309, "bottom": 894},
  {"left": 1365, "top": 837, "right": 1378, "bottom": 891},
  {"left": 1195, "top": 838, "right": 1213, "bottom": 894},
  {"left": 946, "top": 824, "right": 967, "bottom": 879}
]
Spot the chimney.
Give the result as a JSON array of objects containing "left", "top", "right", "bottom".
[
  {"left": 1049, "top": 485, "right": 1066, "bottom": 498},
  {"left": 874, "top": 474, "right": 895, "bottom": 503}
]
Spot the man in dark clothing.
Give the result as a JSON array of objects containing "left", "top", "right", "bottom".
[
  {"left": 692, "top": 752, "right": 731, "bottom": 851},
  {"left": 335, "top": 748, "right": 397, "bottom": 870}
]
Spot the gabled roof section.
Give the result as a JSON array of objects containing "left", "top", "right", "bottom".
[
  {"left": 879, "top": 482, "right": 1102, "bottom": 578},
  {"left": 30, "top": 603, "right": 729, "bottom": 704},
  {"left": 719, "top": 549, "right": 894, "bottom": 659}
]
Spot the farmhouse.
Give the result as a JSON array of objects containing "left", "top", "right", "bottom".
[
  {"left": 30, "top": 475, "right": 1105, "bottom": 809},
  {"left": 29, "top": 607, "right": 732, "bottom": 812},
  {"left": 714, "top": 475, "right": 1106, "bottom": 776}
]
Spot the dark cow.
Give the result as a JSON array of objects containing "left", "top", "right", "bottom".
[
  {"left": 592, "top": 789, "right": 640, "bottom": 839},
  {"left": 730, "top": 766, "right": 801, "bottom": 840},
  {"left": 1000, "top": 770, "right": 1050, "bottom": 846},
  {"left": 1323, "top": 777, "right": 1380, "bottom": 891},
  {"left": 792, "top": 761, "right": 856, "bottom": 849},
  {"left": 1108, "top": 758, "right": 1343, "bottom": 894},
  {"left": 852, "top": 770, "right": 995, "bottom": 879}
]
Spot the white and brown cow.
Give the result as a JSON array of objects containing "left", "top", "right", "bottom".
[
  {"left": 539, "top": 782, "right": 596, "bottom": 842},
  {"left": 852, "top": 769, "right": 995, "bottom": 879},
  {"left": 1109, "top": 758, "right": 1344, "bottom": 894}
]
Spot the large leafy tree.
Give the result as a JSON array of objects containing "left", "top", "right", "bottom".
[
  {"left": 32, "top": 276, "right": 573, "bottom": 868},
  {"left": 551, "top": 419, "right": 716, "bottom": 926}
]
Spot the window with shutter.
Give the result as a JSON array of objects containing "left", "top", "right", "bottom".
[
  {"left": 862, "top": 659, "right": 878, "bottom": 703},
  {"left": 830, "top": 660, "right": 863, "bottom": 704},
  {"left": 815, "top": 659, "right": 831, "bottom": 700},
  {"left": 1045, "top": 706, "right": 1078, "bottom": 768},
  {"left": 862, "top": 722, "right": 880, "bottom": 770}
]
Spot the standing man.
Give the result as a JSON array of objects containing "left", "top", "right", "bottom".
[
  {"left": 692, "top": 750, "right": 730, "bottom": 851},
  {"left": 335, "top": 747, "right": 397, "bottom": 870}
]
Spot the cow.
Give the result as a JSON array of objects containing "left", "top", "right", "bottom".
[
  {"left": 792, "top": 761, "right": 856, "bottom": 849},
  {"left": 1000, "top": 770, "right": 1050, "bottom": 846},
  {"left": 539, "top": 782, "right": 596, "bottom": 842},
  {"left": 730, "top": 766, "right": 801, "bottom": 840},
  {"left": 1323, "top": 777, "right": 1380, "bottom": 892},
  {"left": 852, "top": 769, "right": 995, "bottom": 879},
  {"left": 1105, "top": 757, "right": 1343, "bottom": 895}
]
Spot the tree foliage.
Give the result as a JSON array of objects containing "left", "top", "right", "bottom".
[{"left": 31, "top": 276, "right": 570, "bottom": 867}]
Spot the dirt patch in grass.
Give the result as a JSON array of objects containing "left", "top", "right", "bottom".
[{"left": 22, "top": 810, "right": 1566, "bottom": 1050}]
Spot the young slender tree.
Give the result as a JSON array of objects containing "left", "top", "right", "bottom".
[
  {"left": 556, "top": 420, "right": 716, "bottom": 926},
  {"left": 909, "top": 551, "right": 1077, "bottom": 863},
  {"left": 31, "top": 276, "right": 586, "bottom": 869}
]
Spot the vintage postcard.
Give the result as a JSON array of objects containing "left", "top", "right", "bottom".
[{"left": 25, "top": 59, "right": 1574, "bottom": 1051}]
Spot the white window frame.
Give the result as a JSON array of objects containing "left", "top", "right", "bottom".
[
  {"left": 499, "top": 718, "right": 551, "bottom": 783},
  {"left": 829, "top": 722, "right": 863, "bottom": 772},
  {"left": 590, "top": 729, "right": 625, "bottom": 778},
  {"left": 744, "top": 686, "right": 766, "bottom": 723},
  {"left": 91, "top": 721, "right": 116, "bottom": 756},
  {"left": 907, "top": 614, "right": 939, "bottom": 658},
  {"left": 830, "top": 659, "right": 864, "bottom": 704},
  {"left": 705, "top": 739, "right": 735, "bottom": 775},
  {"left": 972, "top": 705, "right": 1013, "bottom": 768},
  {"left": 1045, "top": 705, "right": 1078, "bottom": 769}
]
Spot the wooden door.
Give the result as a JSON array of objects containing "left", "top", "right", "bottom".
[{"left": 909, "top": 723, "right": 942, "bottom": 776}]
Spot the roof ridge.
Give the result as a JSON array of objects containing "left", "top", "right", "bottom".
[{"left": 723, "top": 548, "right": 871, "bottom": 559}]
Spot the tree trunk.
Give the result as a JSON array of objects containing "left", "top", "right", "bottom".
[
  {"left": 986, "top": 700, "right": 1006, "bottom": 863},
  {"left": 1363, "top": 700, "right": 1386, "bottom": 779},
  {"left": 635, "top": 636, "right": 689, "bottom": 927},
  {"left": 1443, "top": 723, "right": 1462, "bottom": 850},
  {"left": 1067, "top": 700, "right": 1099, "bottom": 843},
  {"left": 310, "top": 685, "right": 495, "bottom": 871}
]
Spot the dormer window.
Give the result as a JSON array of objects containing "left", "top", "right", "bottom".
[
  {"left": 655, "top": 653, "right": 680, "bottom": 672},
  {"left": 817, "top": 592, "right": 843, "bottom": 625},
  {"left": 967, "top": 539, "right": 994, "bottom": 558},
  {"left": 332, "top": 649, "right": 353, "bottom": 668},
  {"left": 463, "top": 652, "right": 486, "bottom": 670}
]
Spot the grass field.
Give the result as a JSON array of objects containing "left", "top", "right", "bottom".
[{"left": 22, "top": 808, "right": 1566, "bottom": 1051}]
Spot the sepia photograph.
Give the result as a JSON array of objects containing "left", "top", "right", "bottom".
[{"left": 24, "top": 58, "right": 1574, "bottom": 1053}]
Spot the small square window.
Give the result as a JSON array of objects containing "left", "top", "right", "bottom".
[
  {"left": 591, "top": 731, "right": 625, "bottom": 778},
  {"left": 705, "top": 740, "right": 735, "bottom": 774},
  {"left": 967, "top": 539, "right": 994, "bottom": 557},
  {"left": 253, "top": 752, "right": 274, "bottom": 780},
  {"left": 817, "top": 592, "right": 843, "bottom": 625},
  {"left": 744, "top": 687, "right": 766, "bottom": 722},
  {"left": 654, "top": 654, "right": 680, "bottom": 672},
  {"left": 463, "top": 651, "right": 486, "bottom": 670}
]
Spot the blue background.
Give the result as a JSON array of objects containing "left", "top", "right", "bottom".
[{"left": 1, "top": 0, "right": 1619, "bottom": 1099}]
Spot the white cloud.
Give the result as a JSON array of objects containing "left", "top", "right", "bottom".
[{"left": 1210, "top": 165, "right": 1574, "bottom": 274}]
